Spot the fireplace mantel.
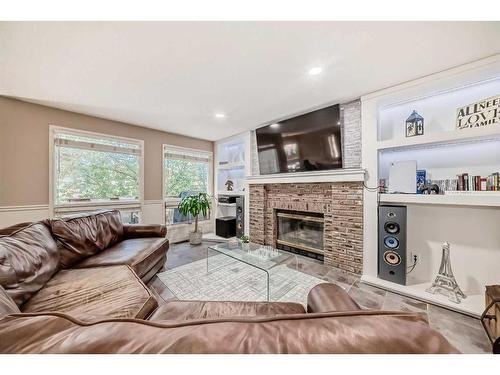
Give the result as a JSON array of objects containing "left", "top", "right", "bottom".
[{"left": 245, "top": 168, "right": 365, "bottom": 185}]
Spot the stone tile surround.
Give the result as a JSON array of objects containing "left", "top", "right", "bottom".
[{"left": 249, "top": 182, "right": 363, "bottom": 274}]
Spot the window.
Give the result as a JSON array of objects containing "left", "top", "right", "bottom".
[
  {"left": 163, "top": 145, "right": 212, "bottom": 225},
  {"left": 50, "top": 127, "right": 144, "bottom": 220}
]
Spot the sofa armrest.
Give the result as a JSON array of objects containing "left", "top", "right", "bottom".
[
  {"left": 307, "top": 283, "right": 361, "bottom": 313},
  {"left": 123, "top": 224, "right": 167, "bottom": 239}
]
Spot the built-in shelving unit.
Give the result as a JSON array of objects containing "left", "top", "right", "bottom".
[
  {"left": 362, "top": 54, "right": 500, "bottom": 317},
  {"left": 211, "top": 132, "right": 251, "bottom": 239}
]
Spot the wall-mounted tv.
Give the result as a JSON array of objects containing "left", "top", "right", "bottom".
[{"left": 255, "top": 104, "right": 342, "bottom": 175}]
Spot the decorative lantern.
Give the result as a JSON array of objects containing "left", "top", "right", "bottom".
[{"left": 406, "top": 110, "right": 424, "bottom": 137}]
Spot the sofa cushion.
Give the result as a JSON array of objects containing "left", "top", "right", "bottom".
[
  {"left": 0, "top": 285, "right": 21, "bottom": 317},
  {"left": 75, "top": 237, "right": 168, "bottom": 278},
  {"left": 22, "top": 265, "right": 157, "bottom": 321},
  {"left": 49, "top": 210, "right": 124, "bottom": 268},
  {"left": 148, "top": 300, "right": 306, "bottom": 322},
  {"left": 0, "top": 222, "right": 59, "bottom": 305}
]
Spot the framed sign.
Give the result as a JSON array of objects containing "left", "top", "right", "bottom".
[{"left": 456, "top": 94, "right": 500, "bottom": 130}]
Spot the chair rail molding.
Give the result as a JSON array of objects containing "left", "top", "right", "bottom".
[{"left": 0, "top": 204, "right": 51, "bottom": 228}]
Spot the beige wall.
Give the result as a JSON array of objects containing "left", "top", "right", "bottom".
[{"left": 0, "top": 96, "right": 213, "bottom": 206}]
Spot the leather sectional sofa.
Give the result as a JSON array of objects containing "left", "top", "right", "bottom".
[
  {"left": 0, "top": 210, "right": 458, "bottom": 353},
  {"left": 0, "top": 210, "right": 168, "bottom": 322}
]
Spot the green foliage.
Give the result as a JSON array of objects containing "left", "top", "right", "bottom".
[
  {"left": 164, "top": 159, "right": 208, "bottom": 197},
  {"left": 239, "top": 235, "right": 250, "bottom": 243},
  {"left": 57, "top": 147, "right": 139, "bottom": 203},
  {"left": 178, "top": 192, "right": 211, "bottom": 218},
  {"left": 178, "top": 193, "right": 211, "bottom": 232}
]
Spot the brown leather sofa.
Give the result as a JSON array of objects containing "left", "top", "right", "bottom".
[
  {"left": 0, "top": 283, "right": 458, "bottom": 353},
  {"left": 0, "top": 210, "right": 169, "bottom": 322},
  {"left": 0, "top": 211, "right": 458, "bottom": 353}
]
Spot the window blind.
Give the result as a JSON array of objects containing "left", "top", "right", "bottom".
[
  {"left": 164, "top": 147, "right": 211, "bottom": 163},
  {"left": 54, "top": 131, "right": 142, "bottom": 156}
]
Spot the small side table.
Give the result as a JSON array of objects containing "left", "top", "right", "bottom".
[{"left": 481, "top": 285, "right": 500, "bottom": 354}]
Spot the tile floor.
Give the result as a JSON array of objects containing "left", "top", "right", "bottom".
[{"left": 147, "top": 241, "right": 492, "bottom": 354}]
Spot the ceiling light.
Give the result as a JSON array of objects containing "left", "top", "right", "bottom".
[
  {"left": 308, "top": 67, "right": 323, "bottom": 76},
  {"left": 214, "top": 113, "right": 226, "bottom": 119},
  {"left": 270, "top": 123, "right": 280, "bottom": 128}
]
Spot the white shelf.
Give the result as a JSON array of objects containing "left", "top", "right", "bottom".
[
  {"left": 217, "top": 162, "right": 245, "bottom": 170},
  {"left": 377, "top": 125, "right": 500, "bottom": 151},
  {"left": 218, "top": 202, "right": 236, "bottom": 207},
  {"left": 361, "top": 275, "right": 484, "bottom": 318},
  {"left": 379, "top": 193, "right": 500, "bottom": 207},
  {"left": 217, "top": 191, "right": 245, "bottom": 197}
]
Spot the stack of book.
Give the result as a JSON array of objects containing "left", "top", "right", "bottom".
[{"left": 456, "top": 172, "right": 499, "bottom": 191}]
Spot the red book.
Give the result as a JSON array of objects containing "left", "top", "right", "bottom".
[{"left": 480, "top": 178, "right": 487, "bottom": 191}]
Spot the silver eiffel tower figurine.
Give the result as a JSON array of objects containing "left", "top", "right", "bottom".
[{"left": 426, "top": 242, "right": 466, "bottom": 304}]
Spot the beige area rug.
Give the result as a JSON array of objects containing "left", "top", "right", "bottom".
[{"left": 157, "top": 254, "right": 325, "bottom": 306}]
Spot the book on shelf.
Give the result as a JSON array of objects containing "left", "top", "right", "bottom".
[
  {"left": 455, "top": 171, "right": 499, "bottom": 192},
  {"left": 416, "top": 170, "right": 426, "bottom": 194}
]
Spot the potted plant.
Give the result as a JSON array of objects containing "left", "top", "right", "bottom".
[
  {"left": 239, "top": 235, "right": 250, "bottom": 251},
  {"left": 178, "top": 192, "right": 211, "bottom": 245}
]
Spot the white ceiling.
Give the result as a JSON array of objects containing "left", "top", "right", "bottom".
[{"left": 1, "top": 22, "right": 500, "bottom": 141}]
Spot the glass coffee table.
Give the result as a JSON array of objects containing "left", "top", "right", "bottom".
[{"left": 207, "top": 242, "right": 298, "bottom": 301}]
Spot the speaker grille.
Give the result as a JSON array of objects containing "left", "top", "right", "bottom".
[
  {"left": 383, "top": 250, "right": 402, "bottom": 266},
  {"left": 383, "top": 236, "right": 399, "bottom": 249},
  {"left": 384, "top": 221, "right": 400, "bottom": 234}
]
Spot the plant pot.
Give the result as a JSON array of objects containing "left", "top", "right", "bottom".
[
  {"left": 189, "top": 229, "right": 203, "bottom": 245},
  {"left": 242, "top": 242, "right": 250, "bottom": 251}
]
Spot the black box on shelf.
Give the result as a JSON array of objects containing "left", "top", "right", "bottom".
[{"left": 216, "top": 216, "right": 236, "bottom": 238}]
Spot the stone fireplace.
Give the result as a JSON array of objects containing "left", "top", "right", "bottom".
[{"left": 249, "top": 182, "right": 363, "bottom": 274}]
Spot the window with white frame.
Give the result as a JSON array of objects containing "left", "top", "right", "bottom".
[
  {"left": 51, "top": 127, "right": 143, "bottom": 223},
  {"left": 163, "top": 145, "right": 212, "bottom": 225}
]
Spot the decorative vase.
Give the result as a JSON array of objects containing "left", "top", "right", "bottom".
[{"left": 189, "top": 228, "right": 203, "bottom": 245}]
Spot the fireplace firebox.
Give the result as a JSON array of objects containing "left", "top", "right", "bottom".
[{"left": 276, "top": 210, "right": 324, "bottom": 261}]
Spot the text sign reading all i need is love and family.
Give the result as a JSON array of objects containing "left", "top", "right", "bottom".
[{"left": 456, "top": 94, "right": 500, "bottom": 130}]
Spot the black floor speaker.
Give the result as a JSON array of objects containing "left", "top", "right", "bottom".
[
  {"left": 378, "top": 205, "right": 407, "bottom": 285},
  {"left": 235, "top": 196, "right": 244, "bottom": 238}
]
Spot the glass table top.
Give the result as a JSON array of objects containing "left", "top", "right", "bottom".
[{"left": 208, "top": 242, "right": 295, "bottom": 271}]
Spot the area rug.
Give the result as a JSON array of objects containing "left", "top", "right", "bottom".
[{"left": 157, "top": 254, "right": 325, "bottom": 306}]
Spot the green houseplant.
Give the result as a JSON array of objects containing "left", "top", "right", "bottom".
[
  {"left": 178, "top": 192, "right": 211, "bottom": 245},
  {"left": 239, "top": 235, "right": 250, "bottom": 251}
]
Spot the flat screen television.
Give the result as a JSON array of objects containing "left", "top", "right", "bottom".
[{"left": 255, "top": 104, "right": 342, "bottom": 175}]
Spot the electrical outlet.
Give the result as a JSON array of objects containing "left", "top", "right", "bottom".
[{"left": 410, "top": 252, "right": 420, "bottom": 265}]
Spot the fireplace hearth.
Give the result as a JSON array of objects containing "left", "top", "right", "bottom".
[{"left": 276, "top": 210, "right": 324, "bottom": 261}]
